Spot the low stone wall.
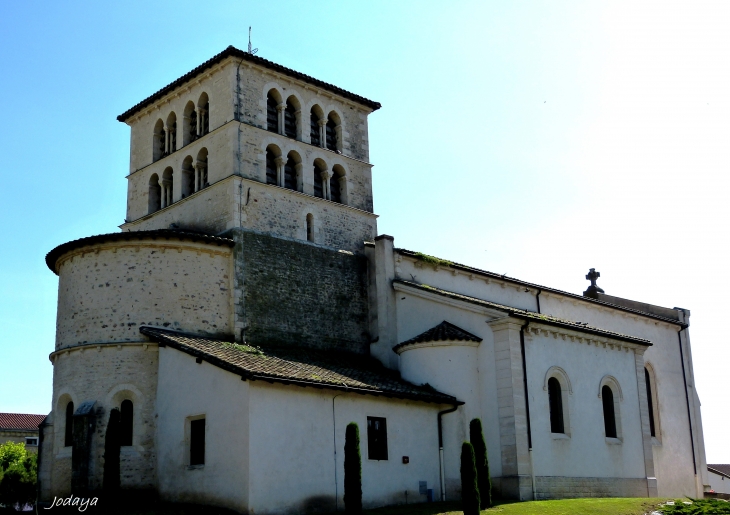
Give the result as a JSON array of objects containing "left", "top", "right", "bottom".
[{"left": 534, "top": 476, "right": 649, "bottom": 499}]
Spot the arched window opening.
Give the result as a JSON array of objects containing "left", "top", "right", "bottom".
[
  {"left": 313, "top": 162, "right": 325, "bottom": 199},
  {"left": 153, "top": 120, "right": 165, "bottom": 162},
  {"left": 645, "top": 368, "right": 656, "bottom": 438},
  {"left": 310, "top": 107, "right": 323, "bottom": 147},
  {"left": 265, "top": 147, "right": 278, "bottom": 185},
  {"left": 182, "top": 156, "right": 194, "bottom": 198},
  {"left": 602, "top": 385, "right": 617, "bottom": 438},
  {"left": 64, "top": 401, "right": 74, "bottom": 447},
  {"left": 306, "top": 214, "right": 314, "bottom": 242},
  {"left": 195, "top": 149, "right": 208, "bottom": 191},
  {"left": 166, "top": 112, "right": 177, "bottom": 155},
  {"left": 148, "top": 174, "right": 161, "bottom": 214},
  {"left": 284, "top": 156, "right": 297, "bottom": 191},
  {"left": 198, "top": 93, "right": 209, "bottom": 136},
  {"left": 548, "top": 377, "right": 565, "bottom": 434},
  {"left": 330, "top": 165, "right": 345, "bottom": 204},
  {"left": 266, "top": 91, "right": 279, "bottom": 133},
  {"left": 120, "top": 400, "right": 133, "bottom": 446},
  {"left": 161, "top": 168, "right": 173, "bottom": 208},
  {"left": 326, "top": 114, "right": 338, "bottom": 151},
  {"left": 284, "top": 98, "right": 297, "bottom": 139},
  {"left": 183, "top": 101, "right": 197, "bottom": 146}
]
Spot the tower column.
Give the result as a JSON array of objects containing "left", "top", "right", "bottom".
[
  {"left": 276, "top": 103, "right": 286, "bottom": 136},
  {"left": 274, "top": 156, "right": 286, "bottom": 188},
  {"left": 164, "top": 127, "right": 171, "bottom": 154},
  {"left": 318, "top": 118, "right": 327, "bottom": 148},
  {"left": 196, "top": 110, "right": 202, "bottom": 136},
  {"left": 321, "top": 169, "right": 331, "bottom": 201}
]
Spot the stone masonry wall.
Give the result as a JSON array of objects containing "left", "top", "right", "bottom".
[
  {"left": 237, "top": 230, "right": 370, "bottom": 353},
  {"left": 533, "top": 476, "right": 649, "bottom": 500}
]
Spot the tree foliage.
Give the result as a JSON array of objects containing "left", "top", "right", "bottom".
[
  {"left": 343, "top": 422, "right": 362, "bottom": 515},
  {"left": 0, "top": 441, "right": 37, "bottom": 511},
  {"left": 470, "top": 418, "right": 492, "bottom": 508},
  {"left": 460, "top": 441, "right": 480, "bottom": 515}
]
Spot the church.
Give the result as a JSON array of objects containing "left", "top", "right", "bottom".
[{"left": 38, "top": 46, "right": 710, "bottom": 513}]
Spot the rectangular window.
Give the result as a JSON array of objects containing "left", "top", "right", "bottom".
[
  {"left": 25, "top": 437, "right": 38, "bottom": 446},
  {"left": 190, "top": 418, "right": 205, "bottom": 466},
  {"left": 367, "top": 417, "right": 388, "bottom": 461}
]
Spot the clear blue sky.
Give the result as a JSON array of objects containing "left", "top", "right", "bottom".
[{"left": 1, "top": 1, "right": 728, "bottom": 462}]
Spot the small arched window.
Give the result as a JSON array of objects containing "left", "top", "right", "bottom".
[
  {"left": 120, "top": 400, "right": 133, "bottom": 447},
  {"left": 183, "top": 101, "right": 197, "bottom": 146},
  {"left": 267, "top": 91, "right": 279, "bottom": 133},
  {"left": 306, "top": 214, "right": 314, "bottom": 242},
  {"left": 182, "top": 156, "right": 194, "bottom": 198},
  {"left": 313, "top": 161, "right": 325, "bottom": 199},
  {"left": 645, "top": 368, "right": 656, "bottom": 438},
  {"left": 265, "top": 147, "right": 279, "bottom": 185},
  {"left": 153, "top": 120, "right": 165, "bottom": 162},
  {"left": 284, "top": 155, "right": 297, "bottom": 191},
  {"left": 602, "top": 385, "right": 617, "bottom": 438},
  {"left": 148, "top": 174, "right": 161, "bottom": 214},
  {"left": 326, "top": 114, "right": 338, "bottom": 151},
  {"left": 548, "top": 377, "right": 565, "bottom": 434},
  {"left": 284, "top": 97, "right": 298, "bottom": 139},
  {"left": 310, "top": 106, "right": 323, "bottom": 147},
  {"left": 330, "top": 165, "right": 345, "bottom": 204},
  {"left": 64, "top": 401, "right": 74, "bottom": 447},
  {"left": 198, "top": 93, "right": 209, "bottom": 135}
]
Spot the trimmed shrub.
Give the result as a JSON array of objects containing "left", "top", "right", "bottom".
[
  {"left": 343, "top": 422, "right": 362, "bottom": 515},
  {"left": 460, "top": 441, "right": 480, "bottom": 515},
  {"left": 0, "top": 441, "right": 37, "bottom": 510},
  {"left": 103, "top": 408, "right": 121, "bottom": 493},
  {"left": 470, "top": 418, "right": 492, "bottom": 508}
]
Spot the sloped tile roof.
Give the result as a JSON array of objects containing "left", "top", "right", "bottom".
[
  {"left": 393, "top": 321, "right": 482, "bottom": 353},
  {"left": 709, "top": 465, "right": 730, "bottom": 479},
  {"left": 118, "top": 46, "right": 381, "bottom": 122},
  {"left": 140, "top": 326, "right": 460, "bottom": 405},
  {"left": 46, "top": 229, "right": 234, "bottom": 274},
  {"left": 394, "top": 280, "right": 652, "bottom": 346},
  {"left": 0, "top": 413, "right": 46, "bottom": 431}
]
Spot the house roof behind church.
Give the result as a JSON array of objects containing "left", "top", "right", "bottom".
[
  {"left": 395, "top": 280, "right": 652, "bottom": 346},
  {"left": 117, "top": 46, "right": 381, "bottom": 122},
  {"left": 709, "top": 465, "right": 730, "bottom": 479},
  {"left": 140, "top": 326, "right": 461, "bottom": 405},
  {"left": 393, "top": 321, "right": 482, "bottom": 353},
  {"left": 0, "top": 413, "right": 46, "bottom": 431}
]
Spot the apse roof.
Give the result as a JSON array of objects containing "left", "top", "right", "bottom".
[
  {"left": 117, "top": 46, "right": 381, "bottom": 122},
  {"left": 0, "top": 413, "right": 46, "bottom": 431},
  {"left": 140, "top": 326, "right": 460, "bottom": 405},
  {"left": 394, "top": 280, "right": 652, "bottom": 346},
  {"left": 393, "top": 321, "right": 482, "bottom": 353}
]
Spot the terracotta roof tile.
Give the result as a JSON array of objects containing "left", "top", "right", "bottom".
[
  {"left": 393, "top": 321, "right": 482, "bottom": 353},
  {"left": 0, "top": 413, "right": 46, "bottom": 431},
  {"left": 394, "top": 280, "right": 652, "bottom": 346},
  {"left": 140, "top": 326, "right": 460, "bottom": 405},
  {"left": 118, "top": 46, "right": 381, "bottom": 122}
]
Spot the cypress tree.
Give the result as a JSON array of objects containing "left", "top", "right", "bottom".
[
  {"left": 460, "top": 442, "right": 480, "bottom": 515},
  {"left": 343, "top": 422, "right": 362, "bottom": 515},
  {"left": 103, "top": 408, "right": 121, "bottom": 495},
  {"left": 469, "top": 418, "right": 492, "bottom": 508}
]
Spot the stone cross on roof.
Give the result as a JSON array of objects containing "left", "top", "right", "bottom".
[{"left": 583, "top": 268, "right": 605, "bottom": 298}]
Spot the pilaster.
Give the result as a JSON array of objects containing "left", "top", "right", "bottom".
[{"left": 633, "top": 347, "right": 658, "bottom": 497}]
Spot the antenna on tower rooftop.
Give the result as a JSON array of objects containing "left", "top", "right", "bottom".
[{"left": 248, "top": 27, "right": 258, "bottom": 55}]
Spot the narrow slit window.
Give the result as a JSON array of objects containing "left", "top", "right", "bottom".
[
  {"left": 64, "top": 401, "right": 74, "bottom": 447},
  {"left": 190, "top": 418, "right": 205, "bottom": 466},
  {"left": 120, "top": 399, "right": 133, "bottom": 446},
  {"left": 313, "top": 164, "right": 324, "bottom": 199},
  {"left": 330, "top": 173, "right": 341, "bottom": 203},
  {"left": 306, "top": 214, "right": 314, "bottom": 242},
  {"left": 267, "top": 93, "right": 278, "bottom": 133},
  {"left": 266, "top": 149, "right": 278, "bottom": 185},
  {"left": 367, "top": 416, "right": 388, "bottom": 460},
  {"left": 602, "top": 385, "right": 617, "bottom": 438},
  {"left": 645, "top": 368, "right": 656, "bottom": 437},
  {"left": 548, "top": 377, "right": 565, "bottom": 434},
  {"left": 326, "top": 117, "right": 337, "bottom": 151}
]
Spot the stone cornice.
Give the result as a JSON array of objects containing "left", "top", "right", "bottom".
[
  {"left": 523, "top": 323, "right": 645, "bottom": 353},
  {"left": 394, "top": 339, "right": 480, "bottom": 355},
  {"left": 49, "top": 341, "right": 158, "bottom": 363}
]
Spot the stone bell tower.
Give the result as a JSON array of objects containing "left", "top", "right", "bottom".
[{"left": 117, "top": 45, "right": 381, "bottom": 253}]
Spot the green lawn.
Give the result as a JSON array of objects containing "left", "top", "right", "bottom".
[{"left": 365, "top": 498, "right": 668, "bottom": 515}]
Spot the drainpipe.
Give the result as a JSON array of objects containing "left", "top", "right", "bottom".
[
  {"left": 519, "top": 321, "right": 536, "bottom": 500},
  {"left": 677, "top": 326, "right": 697, "bottom": 474},
  {"left": 437, "top": 403, "right": 459, "bottom": 501}
]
